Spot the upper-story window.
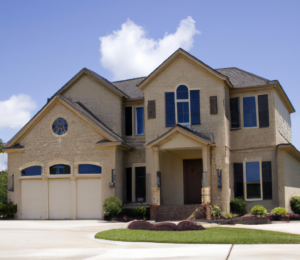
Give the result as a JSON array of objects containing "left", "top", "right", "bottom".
[
  {"left": 176, "top": 85, "right": 190, "bottom": 127},
  {"left": 78, "top": 164, "right": 102, "bottom": 174},
  {"left": 165, "top": 85, "right": 200, "bottom": 128},
  {"left": 243, "top": 96, "right": 257, "bottom": 128},
  {"left": 125, "top": 106, "right": 145, "bottom": 136},
  {"left": 50, "top": 164, "right": 71, "bottom": 175},
  {"left": 135, "top": 107, "right": 144, "bottom": 135},
  {"left": 52, "top": 117, "right": 68, "bottom": 135},
  {"left": 21, "top": 166, "right": 42, "bottom": 176}
]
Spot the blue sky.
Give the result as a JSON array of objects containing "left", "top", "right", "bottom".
[{"left": 1, "top": 0, "right": 300, "bottom": 169}]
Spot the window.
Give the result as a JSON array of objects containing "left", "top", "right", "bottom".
[
  {"left": 176, "top": 85, "right": 190, "bottom": 127},
  {"left": 243, "top": 96, "right": 257, "bottom": 127},
  {"left": 21, "top": 166, "right": 42, "bottom": 176},
  {"left": 50, "top": 164, "right": 71, "bottom": 175},
  {"left": 245, "top": 162, "right": 261, "bottom": 199},
  {"left": 135, "top": 107, "right": 144, "bottom": 135},
  {"left": 78, "top": 164, "right": 102, "bottom": 174},
  {"left": 52, "top": 117, "right": 68, "bottom": 135}
]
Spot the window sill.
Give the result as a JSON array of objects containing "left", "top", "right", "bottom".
[
  {"left": 75, "top": 174, "right": 102, "bottom": 179},
  {"left": 245, "top": 198, "right": 263, "bottom": 201},
  {"left": 19, "top": 176, "right": 43, "bottom": 180}
]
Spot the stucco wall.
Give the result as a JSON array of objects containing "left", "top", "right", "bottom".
[
  {"left": 7, "top": 101, "right": 117, "bottom": 219},
  {"left": 63, "top": 75, "right": 123, "bottom": 136},
  {"left": 275, "top": 92, "right": 292, "bottom": 143}
]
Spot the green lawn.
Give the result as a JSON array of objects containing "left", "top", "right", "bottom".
[{"left": 95, "top": 227, "right": 300, "bottom": 244}]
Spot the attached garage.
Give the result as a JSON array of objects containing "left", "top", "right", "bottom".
[{"left": 77, "top": 179, "right": 102, "bottom": 219}]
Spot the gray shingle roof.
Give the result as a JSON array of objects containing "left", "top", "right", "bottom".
[{"left": 112, "top": 77, "right": 145, "bottom": 99}]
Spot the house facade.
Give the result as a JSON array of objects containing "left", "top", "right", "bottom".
[{"left": 4, "top": 48, "right": 300, "bottom": 219}]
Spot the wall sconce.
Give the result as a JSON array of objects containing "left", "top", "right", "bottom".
[
  {"left": 110, "top": 169, "right": 115, "bottom": 188},
  {"left": 217, "top": 169, "right": 222, "bottom": 189}
]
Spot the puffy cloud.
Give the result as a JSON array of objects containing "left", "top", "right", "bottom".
[
  {"left": 0, "top": 154, "right": 7, "bottom": 171},
  {"left": 99, "top": 16, "right": 200, "bottom": 80},
  {"left": 0, "top": 94, "right": 37, "bottom": 129}
]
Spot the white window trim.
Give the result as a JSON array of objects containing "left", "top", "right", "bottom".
[
  {"left": 242, "top": 95, "right": 259, "bottom": 129},
  {"left": 135, "top": 106, "right": 145, "bottom": 135},
  {"left": 243, "top": 159, "right": 263, "bottom": 201},
  {"left": 175, "top": 86, "right": 191, "bottom": 128}
]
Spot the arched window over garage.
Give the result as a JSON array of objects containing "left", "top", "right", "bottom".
[
  {"left": 78, "top": 164, "right": 102, "bottom": 174},
  {"left": 50, "top": 165, "right": 71, "bottom": 175},
  {"left": 21, "top": 166, "right": 42, "bottom": 176}
]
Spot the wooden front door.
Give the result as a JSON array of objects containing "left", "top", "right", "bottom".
[{"left": 183, "top": 159, "right": 203, "bottom": 204}]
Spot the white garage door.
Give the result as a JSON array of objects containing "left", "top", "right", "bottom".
[
  {"left": 21, "top": 180, "right": 46, "bottom": 219},
  {"left": 49, "top": 180, "right": 72, "bottom": 219},
  {"left": 77, "top": 179, "right": 101, "bottom": 219}
]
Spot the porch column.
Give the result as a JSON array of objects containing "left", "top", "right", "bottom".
[
  {"left": 202, "top": 146, "right": 211, "bottom": 204},
  {"left": 152, "top": 147, "right": 160, "bottom": 205}
]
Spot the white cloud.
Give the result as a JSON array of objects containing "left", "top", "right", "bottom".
[
  {"left": 0, "top": 94, "right": 37, "bottom": 129},
  {"left": 0, "top": 154, "right": 7, "bottom": 171},
  {"left": 99, "top": 16, "right": 200, "bottom": 80}
]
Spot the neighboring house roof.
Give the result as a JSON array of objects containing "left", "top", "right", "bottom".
[
  {"left": 277, "top": 143, "right": 300, "bottom": 161},
  {"left": 3, "top": 143, "right": 24, "bottom": 151},
  {"left": 4, "top": 95, "right": 125, "bottom": 148},
  {"left": 112, "top": 77, "right": 145, "bottom": 99}
]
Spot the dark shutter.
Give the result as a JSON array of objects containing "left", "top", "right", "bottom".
[
  {"left": 210, "top": 96, "right": 218, "bottom": 115},
  {"left": 165, "top": 92, "right": 176, "bottom": 127},
  {"left": 126, "top": 168, "right": 132, "bottom": 202},
  {"left": 230, "top": 97, "right": 240, "bottom": 128},
  {"left": 190, "top": 90, "right": 201, "bottom": 125},
  {"left": 233, "top": 163, "right": 244, "bottom": 199},
  {"left": 135, "top": 167, "right": 146, "bottom": 202},
  {"left": 258, "top": 95, "right": 269, "bottom": 128},
  {"left": 125, "top": 107, "right": 132, "bottom": 136},
  {"left": 148, "top": 100, "right": 156, "bottom": 119},
  {"left": 262, "top": 161, "right": 272, "bottom": 200}
]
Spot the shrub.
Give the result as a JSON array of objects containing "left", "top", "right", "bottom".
[
  {"left": 230, "top": 198, "right": 247, "bottom": 216},
  {"left": 153, "top": 222, "right": 177, "bottom": 231},
  {"left": 103, "top": 197, "right": 122, "bottom": 219},
  {"left": 0, "top": 203, "right": 17, "bottom": 217},
  {"left": 128, "top": 220, "right": 153, "bottom": 230},
  {"left": 225, "top": 213, "right": 232, "bottom": 219},
  {"left": 271, "top": 207, "right": 287, "bottom": 216},
  {"left": 290, "top": 196, "right": 300, "bottom": 214},
  {"left": 176, "top": 221, "right": 205, "bottom": 231},
  {"left": 212, "top": 206, "right": 221, "bottom": 217},
  {"left": 133, "top": 207, "right": 147, "bottom": 220},
  {"left": 251, "top": 205, "right": 267, "bottom": 216}
]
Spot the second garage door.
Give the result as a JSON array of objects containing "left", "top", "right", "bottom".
[{"left": 77, "top": 179, "right": 101, "bottom": 219}]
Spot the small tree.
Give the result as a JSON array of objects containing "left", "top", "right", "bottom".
[
  {"left": 103, "top": 197, "right": 122, "bottom": 219},
  {"left": 0, "top": 172, "right": 7, "bottom": 204},
  {"left": 0, "top": 139, "right": 4, "bottom": 153}
]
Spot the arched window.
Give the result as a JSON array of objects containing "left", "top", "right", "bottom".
[
  {"left": 176, "top": 85, "right": 190, "bottom": 127},
  {"left": 78, "top": 164, "right": 102, "bottom": 174},
  {"left": 50, "top": 164, "right": 71, "bottom": 175},
  {"left": 21, "top": 166, "right": 42, "bottom": 176}
]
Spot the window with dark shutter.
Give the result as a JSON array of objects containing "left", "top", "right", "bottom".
[
  {"left": 210, "top": 96, "right": 218, "bottom": 115},
  {"left": 165, "top": 92, "right": 176, "bottom": 127},
  {"left": 230, "top": 97, "right": 240, "bottom": 128},
  {"left": 125, "top": 107, "right": 132, "bottom": 136},
  {"left": 258, "top": 95, "right": 269, "bottom": 128},
  {"left": 148, "top": 100, "right": 156, "bottom": 119},
  {"left": 190, "top": 90, "right": 201, "bottom": 125},
  {"left": 233, "top": 163, "right": 244, "bottom": 199},
  {"left": 262, "top": 161, "right": 272, "bottom": 200}
]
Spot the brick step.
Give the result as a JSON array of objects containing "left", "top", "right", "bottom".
[{"left": 155, "top": 204, "right": 202, "bottom": 222}]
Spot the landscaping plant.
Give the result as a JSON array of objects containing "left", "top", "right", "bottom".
[
  {"left": 212, "top": 206, "right": 221, "bottom": 218},
  {"left": 0, "top": 202, "right": 17, "bottom": 217},
  {"left": 133, "top": 207, "right": 147, "bottom": 220},
  {"left": 290, "top": 196, "right": 300, "bottom": 214},
  {"left": 225, "top": 213, "right": 232, "bottom": 219},
  {"left": 271, "top": 207, "right": 287, "bottom": 216},
  {"left": 251, "top": 205, "right": 267, "bottom": 216},
  {"left": 230, "top": 197, "right": 247, "bottom": 216},
  {"left": 103, "top": 196, "right": 122, "bottom": 219}
]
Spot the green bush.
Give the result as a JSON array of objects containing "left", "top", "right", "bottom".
[
  {"left": 0, "top": 203, "right": 17, "bottom": 217},
  {"left": 133, "top": 207, "right": 147, "bottom": 220},
  {"left": 103, "top": 197, "right": 122, "bottom": 219},
  {"left": 225, "top": 212, "right": 232, "bottom": 219},
  {"left": 290, "top": 196, "right": 300, "bottom": 214},
  {"left": 230, "top": 198, "right": 247, "bottom": 216},
  {"left": 251, "top": 205, "right": 267, "bottom": 216},
  {"left": 212, "top": 206, "right": 221, "bottom": 217},
  {"left": 271, "top": 207, "right": 287, "bottom": 216}
]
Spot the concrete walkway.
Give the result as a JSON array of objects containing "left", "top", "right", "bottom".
[{"left": 0, "top": 220, "right": 300, "bottom": 259}]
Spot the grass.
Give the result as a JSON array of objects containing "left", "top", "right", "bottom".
[{"left": 95, "top": 227, "right": 300, "bottom": 244}]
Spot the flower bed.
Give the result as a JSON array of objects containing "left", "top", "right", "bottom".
[{"left": 241, "top": 213, "right": 300, "bottom": 221}]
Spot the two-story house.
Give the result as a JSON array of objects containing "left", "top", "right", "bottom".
[{"left": 4, "top": 48, "right": 300, "bottom": 219}]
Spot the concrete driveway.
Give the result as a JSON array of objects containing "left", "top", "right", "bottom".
[{"left": 0, "top": 220, "right": 300, "bottom": 259}]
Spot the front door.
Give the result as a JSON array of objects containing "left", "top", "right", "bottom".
[
  {"left": 135, "top": 167, "right": 146, "bottom": 202},
  {"left": 183, "top": 159, "right": 202, "bottom": 204}
]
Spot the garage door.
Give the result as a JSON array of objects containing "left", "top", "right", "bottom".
[
  {"left": 49, "top": 180, "right": 72, "bottom": 219},
  {"left": 21, "top": 180, "right": 46, "bottom": 219},
  {"left": 77, "top": 179, "right": 101, "bottom": 219}
]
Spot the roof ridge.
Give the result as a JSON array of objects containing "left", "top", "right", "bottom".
[
  {"left": 216, "top": 67, "right": 269, "bottom": 82},
  {"left": 112, "top": 76, "right": 146, "bottom": 83}
]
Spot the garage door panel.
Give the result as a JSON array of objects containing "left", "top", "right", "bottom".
[
  {"left": 49, "top": 180, "right": 71, "bottom": 219},
  {"left": 22, "top": 180, "right": 46, "bottom": 219},
  {"left": 77, "top": 179, "right": 101, "bottom": 219}
]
